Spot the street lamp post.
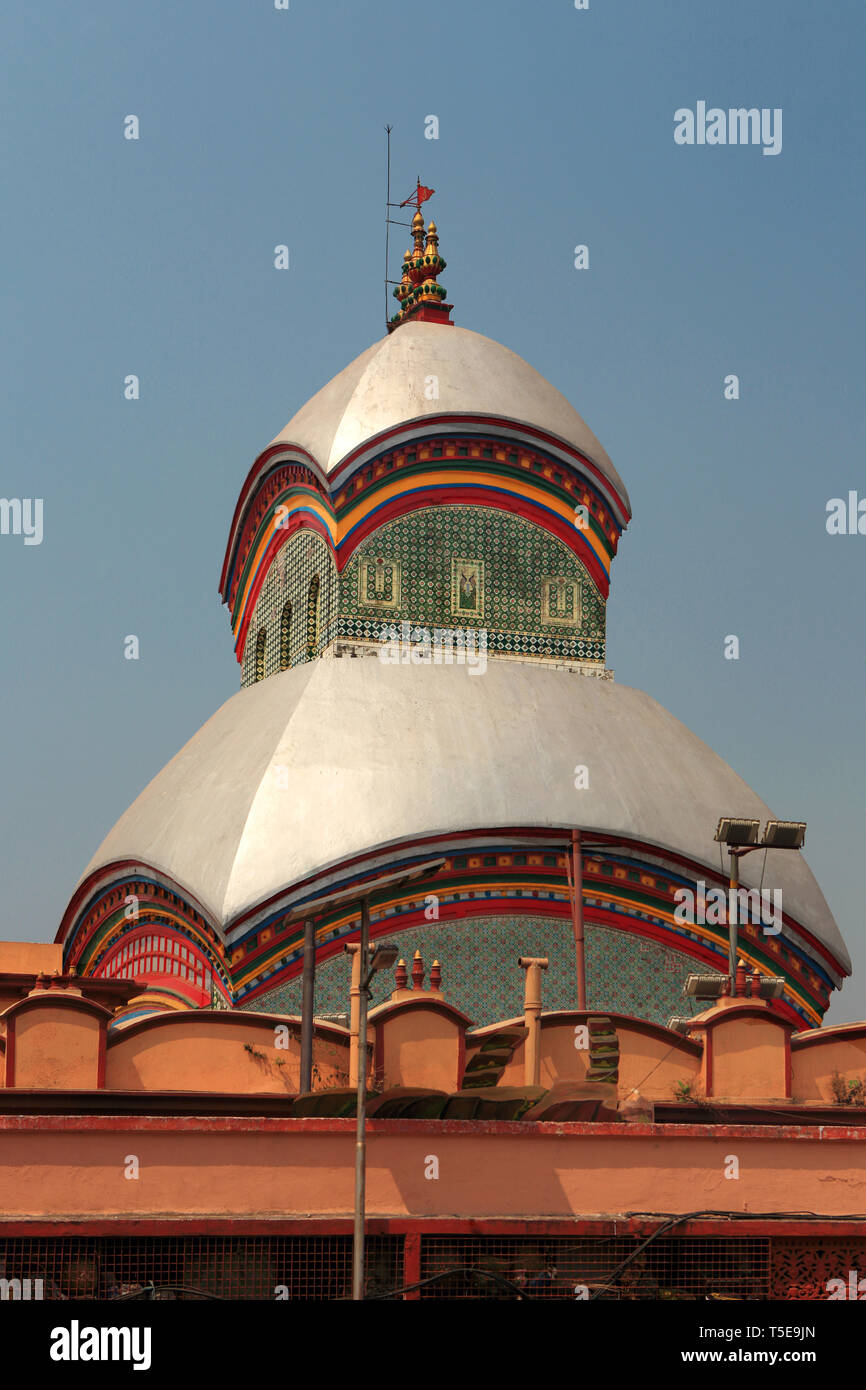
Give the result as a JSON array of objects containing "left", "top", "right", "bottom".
[
  {"left": 714, "top": 818, "right": 807, "bottom": 982},
  {"left": 349, "top": 910, "right": 415, "bottom": 1299},
  {"left": 726, "top": 845, "right": 750, "bottom": 981},
  {"left": 273, "top": 857, "right": 444, "bottom": 1298},
  {"left": 352, "top": 897, "right": 371, "bottom": 1302}
]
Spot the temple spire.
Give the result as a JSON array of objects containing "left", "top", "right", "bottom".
[{"left": 388, "top": 184, "right": 453, "bottom": 331}]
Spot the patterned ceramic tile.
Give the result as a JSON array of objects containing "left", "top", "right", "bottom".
[{"left": 241, "top": 915, "right": 709, "bottom": 1028}]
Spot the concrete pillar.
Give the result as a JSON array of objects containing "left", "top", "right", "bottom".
[{"left": 518, "top": 956, "right": 548, "bottom": 1086}]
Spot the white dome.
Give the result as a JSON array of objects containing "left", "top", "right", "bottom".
[
  {"left": 266, "top": 321, "right": 630, "bottom": 512},
  {"left": 77, "top": 658, "right": 847, "bottom": 973}
]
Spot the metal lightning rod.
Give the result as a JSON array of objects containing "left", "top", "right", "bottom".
[
  {"left": 384, "top": 125, "right": 392, "bottom": 331},
  {"left": 383, "top": 126, "right": 414, "bottom": 332}
]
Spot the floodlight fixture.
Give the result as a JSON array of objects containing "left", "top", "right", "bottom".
[
  {"left": 367, "top": 940, "right": 399, "bottom": 978},
  {"left": 683, "top": 973, "right": 729, "bottom": 999},
  {"left": 761, "top": 820, "right": 806, "bottom": 850},
  {"left": 714, "top": 817, "right": 760, "bottom": 847},
  {"left": 713, "top": 812, "right": 805, "bottom": 992},
  {"left": 757, "top": 976, "right": 787, "bottom": 1000}
]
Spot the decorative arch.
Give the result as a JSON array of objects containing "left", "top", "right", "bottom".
[{"left": 223, "top": 428, "right": 631, "bottom": 666}]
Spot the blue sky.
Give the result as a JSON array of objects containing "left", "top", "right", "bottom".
[{"left": 1, "top": 0, "right": 863, "bottom": 1020}]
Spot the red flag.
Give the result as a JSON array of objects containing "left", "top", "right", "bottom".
[{"left": 400, "top": 181, "right": 435, "bottom": 208}]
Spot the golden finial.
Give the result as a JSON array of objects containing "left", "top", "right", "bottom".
[
  {"left": 389, "top": 188, "right": 453, "bottom": 330},
  {"left": 411, "top": 209, "right": 425, "bottom": 256}
]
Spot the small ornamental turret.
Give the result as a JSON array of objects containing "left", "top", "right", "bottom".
[
  {"left": 735, "top": 958, "right": 747, "bottom": 998},
  {"left": 411, "top": 948, "right": 425, "bottom": 991},
  {"left": 391, "top": 951, "right": 443, "bottom": 999},
  {"left": 389, "top": 181, "right": 453, "bottom": 331}
]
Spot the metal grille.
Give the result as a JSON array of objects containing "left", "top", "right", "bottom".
[
  {"left": 0, "top": 1236, "right": 402, "bottom": 1301},
  {"left": 771, "top": 1237, "right": 866, "bottom": 1300},
  {"left": 418, "top": 1236, "right": 771, "bottom": 1300},
  {"left": 2, "top": 1232, "right": 863, "bottom": 1300}
]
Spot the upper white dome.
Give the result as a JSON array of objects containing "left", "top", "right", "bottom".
[{"left": 266, "top": 321, "right": 630, "bottom": 510}]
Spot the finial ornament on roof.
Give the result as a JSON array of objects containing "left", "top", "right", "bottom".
[{"left": 388, "top": 180, "right": 453, "bottom": 332}]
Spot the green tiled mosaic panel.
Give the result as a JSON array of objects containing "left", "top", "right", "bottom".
[
  {"left": 241, "top": 532, "right": 337, "bottom": 687},
  {"left": 242, "top": 507, "right": 607, "bottom": 684},
  {"left": 240, "top": 917, "right": 712, "bottom": 1029},
  {"left": 339, "top": 507, "right": 605, "bottom": 664}
]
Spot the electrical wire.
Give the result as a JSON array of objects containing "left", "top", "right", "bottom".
[
  {"left": 111, "top": 1282, "right": 223, "bottom": 1301},
  {"left": 366, "top": 1208, "right": 866, "bottom": 1302},
  {"left": 589, "top": 1208, "right": 866, "bottom": 1300},
  {"left": 110, "top": 1213, "right": 866, "bottom": 1302}
]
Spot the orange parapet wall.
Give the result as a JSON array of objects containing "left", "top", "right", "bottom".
[
  {"left": 6, "top": 938, "right": 866, "bottom": 1114},
  {"left": 4, "top": 989, "right": 111, "bottom": 1090},
  {"left": 0, "top": 943, "right": 63, "bottom": 974},
  {"left": 369, "top": 995, "right": 469, "bottom": 1092},
  {"left": 105, "top": 1012, "right": 351, "bottom": 1095},
  {"left": 484, "top": 1011, "right": 702, "bottom": 1101},
  {"left": 0, "top": 1116, "right": 865, "bottom": 1222},
  {"left": 791, "top": 1023, "right": 866, "bottom": 1104}
]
